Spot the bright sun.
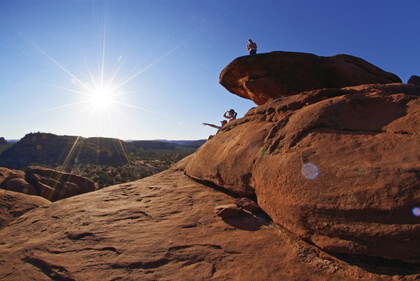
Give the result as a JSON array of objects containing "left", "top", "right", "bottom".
[{"left": 88, "top": 87, "right": 113, "bottom": 109}]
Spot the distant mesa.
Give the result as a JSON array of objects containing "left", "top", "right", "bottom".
[
  {"left": 0, "top": 132, "right": 205, "bottom": 169},
  {"left": 0, "top": 166, "right": 96, "bottom": 202},
  {"left": 220, "top": 51, "right": 402, "bottom": 105}
]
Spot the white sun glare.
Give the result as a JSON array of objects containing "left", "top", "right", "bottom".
[{"left": 88, "top": 86, "right": 114, "bottom": 109}]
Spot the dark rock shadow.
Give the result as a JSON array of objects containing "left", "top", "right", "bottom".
[
  {"left": 222, "top": 213, "right": 263, "bottom": 231},
  {"left": 326, "top": 252, "right": 420, "bottom": 276}
]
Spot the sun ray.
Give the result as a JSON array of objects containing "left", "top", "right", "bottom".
[
  {"left": 109, "top": 43, "right": 184, "bottom": 93},
  {"left": 51, "top": 84, "right": 91, "bottom": 97},
  {"left": 82, "top": 55, "right": 98, "bottom": 90},
  {"left": 100, "top": 5, "right": 108, "bottom": 89},
  {"left": 25, "top": 100, "right": 89, "bottom": 116},
  {"left": 60, "top": 136, "right": 81, "bottom": 171},
  {"left": 28, "top": 40, "right": 93, "bottom": 93}
]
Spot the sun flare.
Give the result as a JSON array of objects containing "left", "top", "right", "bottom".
[{"left": 88, "top": 86, "right": 114, "bottom": 109}]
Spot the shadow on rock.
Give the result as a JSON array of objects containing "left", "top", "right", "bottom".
[{"left": 222, "top": 213, "right": 263, "bottom": 231}]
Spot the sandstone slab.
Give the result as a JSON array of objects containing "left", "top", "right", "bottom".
[
  {"left": 0, "top": 189, "right": 50, "bottom": 229},
  {"left": 215, "top": 204, "right": 242, "bottom": 217},
  {"left": 185, "top": 83, "right": 420, "bottom": 263},
  {"left": 1, "top": 168, "right": 414, "bottom": 280},
  {"left": 1, "top": 177, "right": 37, "bottom": 195},
  {"left": 220, "top": 51, "right": 401, "bottom": 105},
  {"left": 25, "top": 166, "right": 96, "bottom": 201},
  {"left": 0, "top": 167, "right": 24, "bottom": 185}
]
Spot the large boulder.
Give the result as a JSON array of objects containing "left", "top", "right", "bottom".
[
  {"left": 408, "top": 75, "right": 420, "bottom": 86},
  {"left": 1, "top": 177, "right": 37, "bottom": 195},
  {"left": 0, "top": 189, "right": 50, "bottom": 229},
  {"left": 220, "top": 51, "right": 402, "bottom": 105},
  {"left": 185, "top": 83, "right": 420, "bottom": 263},
  {"left": 0, "top": 167, "right": 24, "bottom": 184},
  {"left": 25, "top": 166, "right": 96, "bottom": 201}
]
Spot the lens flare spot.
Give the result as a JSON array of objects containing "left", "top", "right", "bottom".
[
  {"left": 302, "top": 163, "right": 320, "bottom": 180},
  {"left": 412, "top": 207, "right": 420, "bottom": 217},
  {"left": 36, "top": 145, "right": 42, "bottom": 150}
]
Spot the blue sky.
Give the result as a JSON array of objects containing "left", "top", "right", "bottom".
[{"left": 0, "top": 0, "right": 419, "bottom": 140}]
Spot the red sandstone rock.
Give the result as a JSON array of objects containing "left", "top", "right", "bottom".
[
  {"left": 25, "top": 166, "right": 96, "bottom": 201},
  {"left": 408, "top": 75, "right": 420, "bottom": 86},
  {"left": 0, "top": 167, "right": 24, "bottom": 184},
  {"left": 215, "top": 204, "right": 242, "bottom": 217},
  {"left": 219, "top": 51, "right": 402, "bottom": 105},
  {"left": 235, "top": 197, "right": 261, "bottom": 213},
  {"left": 185, "top": 83, "right": 420, "bottom": 263},
  {"left": 0, "top": 189, "right": 50, "bottom": 229},
  {"left": 1, "top": 177, "right": 37, "bottom": 195},
  {"left": 1, "top": 169, "right": 409, "bottom": 280}
]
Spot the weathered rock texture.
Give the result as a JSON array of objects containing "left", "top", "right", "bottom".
[
  {"left": 1, "top": 168, "right": 417, "bottom": 280},
  {"left": 185, "top": 83, "right": 420, "bottom": 263},
  {"left": 0, "top": 167, "right": 24, "bottom": 184},
  {"left": 1, "top": 177, "right": 38, "bottom": 195},
  {"left": 408, "top": 75, "right": 420, "bottom": 86},
  {"left": 24, "top": 166, "right": 96, "bottom": 201},
  {"left": 0, "top": 166, "right": 96, "bottom": 202},
  {"left": 0, "top": 189, "right": 50, "bottom": 229},
  {"left": 220, "top": 52, "right": 402, "bottom": 105}
]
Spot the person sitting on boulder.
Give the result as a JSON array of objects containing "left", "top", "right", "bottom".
[
  {"left": 247, "top": 39, "right": 257, "bottom": 55},
  {"left": 223, "top": 109, "right": 237, "bottom": 121}
]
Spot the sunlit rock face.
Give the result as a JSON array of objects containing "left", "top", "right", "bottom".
[
  {"left": 0, "top": 189, "right": 50, "bottom": 229},
  {"left": 0, "top": 166, "right": 96, "bottom": 202},
  {"left": 185, "top": 83, "right": 420, "bottom": 263},
  {"left": 25, "top": 166, "right": 96, "bottom": 201},
  {"left": 0, "top": 167, "right": 24, "bottom": 184},
  {"left": 219, "top": 51, "right": 402, "bottom": 105}
]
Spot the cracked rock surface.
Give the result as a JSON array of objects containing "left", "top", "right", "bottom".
[{"left": 185, "top": 83, "right": 420, "bottom": 263}]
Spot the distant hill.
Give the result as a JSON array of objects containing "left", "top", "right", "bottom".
[
  {"left": 0, "top": 133, "right": 205, "bottom": 169},
  {"left": 0, "top": 138, "right": 6, "bottom": 145}
]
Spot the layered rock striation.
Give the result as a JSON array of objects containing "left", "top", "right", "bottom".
[
  {"left": 220, "top": 51, "right": 402, "bottom": 105},
  {"left": 0, "top": 166, "right": 96, "bottom": 202}
]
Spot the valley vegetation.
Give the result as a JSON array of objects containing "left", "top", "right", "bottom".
[{"left": 0, "top": 133, "right": 204, "bottom": 188}]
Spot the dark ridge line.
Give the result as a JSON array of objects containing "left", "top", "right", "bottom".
[
  {"left": 183, "top": 172, "right": 257, "bottom": 201},
  {"left": 325, "top": 251, "right": 420, "bottom": 276},
  {"left": 23, "top": 256, "right": 76, "bottom": 281}
]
